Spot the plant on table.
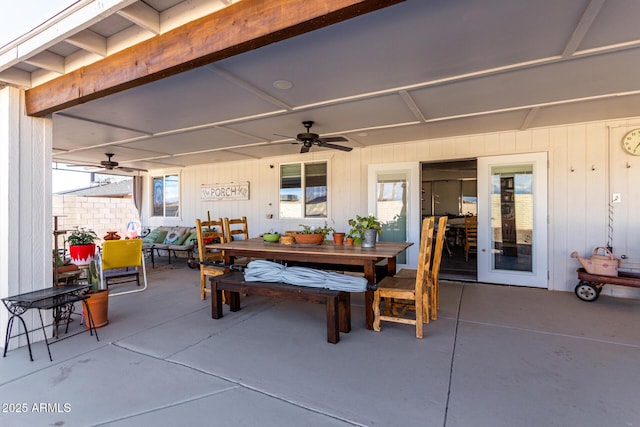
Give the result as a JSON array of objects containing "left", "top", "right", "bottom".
[
  {"left": 348, "top": 214, "right": 382, "bottom": 246},
  {"left": 295, "top": 221, "right": 335, "bottom": 244},
  {"left": 297, "top": 221, "right": 335, "bottom": 237}
]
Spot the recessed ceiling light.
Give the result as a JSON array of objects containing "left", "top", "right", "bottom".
[
  {"left": 357, "top": 132, "right": 369, "bottom": 137},
  {"left": 273, "top": 80, "right": 293, "bottom": 90}
]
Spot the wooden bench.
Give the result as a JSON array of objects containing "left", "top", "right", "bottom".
[{"left": 211, "top": 271, "right": 351, "bottom": 344}]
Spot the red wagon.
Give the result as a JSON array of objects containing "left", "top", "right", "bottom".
[{"left": 574, "top": 268, "right": 640, "bottom": 301}]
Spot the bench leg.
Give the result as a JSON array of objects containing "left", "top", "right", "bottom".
[
  {"left": 326, "top": 296, "right": 340, "bottom": 344},
  {"left": 339, "top": 293, "right": 351, "bottom": 333}
]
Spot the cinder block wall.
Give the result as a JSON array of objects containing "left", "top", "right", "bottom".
[{"left": 52, "top": 195, "right": 140, "bottom": 248}]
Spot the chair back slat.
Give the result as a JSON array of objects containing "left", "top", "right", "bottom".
[
  {"left": 432, "top": 216, "right": 448, "bottom": 284},
  {"left": 224, "top": 217, "right": 249, "bottom": 241},
  {"left": 196, "top": 218, "right": 225, "bottom": 263},
  {"left": 414, "top": 217, "right": 435, "bottom": 295}
]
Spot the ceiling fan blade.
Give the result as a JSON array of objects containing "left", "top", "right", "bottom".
[
  {"left": 118, "top": 166, "right": 148, "bottom": 172},
  {"left": 317, "top": 136, "right": 348, "bottom": 143},
  {"left": 316, "top": 141, "right": 353, "bottom": 152},
  {"left": 65, "top": 163, "right": 100, "bottom": 168},
  {"left": 300, "top": 144, "right": 311, "bottom": 154}
]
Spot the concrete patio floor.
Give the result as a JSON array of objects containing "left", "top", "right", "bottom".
[{"left": 1, "top": 262, "right": 639, "bottom": 427}]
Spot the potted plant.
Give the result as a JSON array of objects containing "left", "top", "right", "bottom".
[
  {"left": 348, "top": 214, "right": 382, "bottom": 248},
  {"left": 83, "top": 259, "right": 109, "bottom": 329},
  {"left": 294, "top": 221, "right": 335, "bottom": 245},
  {"left": 67, "top": 227, "right": 99, "bottom": 266},
  {"left": 332, "top": 231, "right": 346, "bottom": 245}
]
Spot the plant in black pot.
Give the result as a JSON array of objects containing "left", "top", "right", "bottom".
[
  {"left": 67, "top": 227, "right": 99, "bottom": 266},
  {"left": 348, "top": 214, "right": 382, "bottom": 247}
]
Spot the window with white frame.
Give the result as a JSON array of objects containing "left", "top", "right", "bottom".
[
  {"left": 152, "top": 174, "right": 180, "bottom": 217},
  {"left": 279, "top": 161, "right": 328, "bottom": 219}
]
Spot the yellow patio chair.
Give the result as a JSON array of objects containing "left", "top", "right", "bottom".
[{"left": 100, "top": 239, "right": 148, "bottom": 296}]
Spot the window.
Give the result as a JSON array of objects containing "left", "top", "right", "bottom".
[
  {"left": 279, "top": 161, "right": 327, "bottom": 219},
  {"left": 152, "top": 174, "right": 180, "bottom": 217}
]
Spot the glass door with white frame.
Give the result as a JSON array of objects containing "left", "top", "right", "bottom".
[
  {"left": 477, "top": 153, "right": 548, "bottom": 287},
  {"left": 368, "top": 163, "right": 419, "bottom": 267}
]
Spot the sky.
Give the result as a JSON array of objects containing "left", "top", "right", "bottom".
[
  {"left": 52, "top": 169, "right": 91, "bottom": 193},
  {"left": 1, "top": 0, "right": 78, "bottom": 48}
]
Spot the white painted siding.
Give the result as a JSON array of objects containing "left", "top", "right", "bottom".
[
  {"left": 0, "top": 87, "right": 52, "bottom": 349},
  {"left": 141, "top": 116, "right": 640, "bottom": 298}
]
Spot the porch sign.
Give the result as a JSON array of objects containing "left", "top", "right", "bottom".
[{"left": 201, "top": 182, "right": 250, "bottom": 201}]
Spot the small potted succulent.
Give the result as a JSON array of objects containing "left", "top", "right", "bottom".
[
  {"left": 348, "top": 214, "right": 382, "bottom": 247},
  {"left": 66, "top": 227, "right": 99, "bottom": 265}
]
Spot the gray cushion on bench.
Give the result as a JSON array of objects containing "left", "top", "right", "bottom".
[{"left": 244, "top": 260, "right": 367, "bottom": 292}]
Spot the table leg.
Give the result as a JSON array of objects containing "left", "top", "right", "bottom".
[
  {"left": 211, "top": 278, "right": 223, "bottom": 319},
  {"left": 387, "top": 256, "right": 397, "bottom": 276}
]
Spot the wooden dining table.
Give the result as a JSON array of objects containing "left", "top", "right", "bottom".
[{"left": 209, "top": 238, "right": 413, "bottom": 330}]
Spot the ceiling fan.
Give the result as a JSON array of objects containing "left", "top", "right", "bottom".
[
  {"left": 279, "top": 121, "right": 352, "bottom": 153},
  {"left": 67, "top": 153, "right": 147, "bottom": 173}
]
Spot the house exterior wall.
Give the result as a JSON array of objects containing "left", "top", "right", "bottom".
[
  {"left": 0, "top": 86, "right": 52, "bottom": 349},
  {"left": 142, "top": 116, "right": 640, "bottom": 298}
]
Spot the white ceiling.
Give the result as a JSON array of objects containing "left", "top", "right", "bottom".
[{"left": 4, "top": 0, "right": 640, "bottom": 173}]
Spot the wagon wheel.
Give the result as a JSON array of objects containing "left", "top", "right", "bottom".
[{"left": 574, "top": 281, "right": 600, "bottom": 302}]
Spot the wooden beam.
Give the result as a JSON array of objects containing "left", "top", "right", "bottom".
[{"left": 26, "top": 0, "right": 404, "bottom": 117}]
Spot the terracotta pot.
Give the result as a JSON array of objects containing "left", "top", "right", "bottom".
[
  {"left": 293, "top": 233, "right": 324, "bottom": 245},
  {"left": 333, "top": 232, "right": 345, "bottom": 245},
  {"left": 69, "top": 244, "right": 96, "bottom": 266},
  {"left": 84, "top": 289, "right": 109, "bottom": 329},
  {"left": 103, "top": 231, "right": 121, "bottom": 240},
  {"left": 345, "top": 237, "right": 355, "bottom": 246}
]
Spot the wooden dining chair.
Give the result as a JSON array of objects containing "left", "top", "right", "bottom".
[
  {"left": 429, "top": 216, "right": 447, "bottom": 319},
  {"left": 196, "top": 218, "right": 226, "bottom": 300},
  {"left": 224, "top": 216, "right": 251, "bottom": 266},
  {"left": 392, "top": 216, "right": 447, "bottom": 321},
  {"left": 464, "top": 215, "right": 478, "bottom": 262},
  {"left": 373, "top": 217, "right": 435, "bottom": 338},
  {"left": 223, "top": 216, "right": 249, "bottom": 241}
]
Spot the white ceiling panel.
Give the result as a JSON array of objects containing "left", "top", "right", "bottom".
[
  {"left": 412, "top": 48, "right": 640, "bottom": 120},
  {"left": 530, "top": 93, "right": 640, "bottom": 129},
  {"left": 217, "top": 0, "right": 588, "bottom": 108},
  {"left": 60, "top": 65, "right": 286, "bottom": 134},
  {"left": 53, "top": 113, "right": 148, "bottom": 151},
  {"left": 122, "top": 125, "right": 264, "bottom": 154},
  {"left": 578, "top": 0, "right": 640, "bottom": 51},
  {"left": 226, "top": 94, "right": 418, "bottom": 140}
]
